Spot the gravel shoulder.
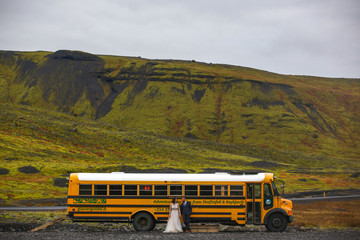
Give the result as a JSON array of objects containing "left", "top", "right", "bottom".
[
  {"left": 1, "top": 230, "right": 360, "bottom": 240},
  {"left": 0, "top": 222, "right": 359, "bottom": 240}
]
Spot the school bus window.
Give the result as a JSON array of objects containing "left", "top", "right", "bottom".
[
  {"left": 94, "top": 185, "right": 107, "bottom": 195},
  {"left": 79, "top": 184, "right": 92, "bottom": 195},
  {"left": 170, "top": 185, "right": 182, "bottom": 195},
  {"left": 264, "top": 183, "right": 273, "bottom": 209},
  {"left": 185, "top": 185, "right": 198, "bottom": 196},
  {"left": 109, "top": 185, "right": 122, "bottom": 196},
  {"left": 247, "top": 184, "right": 253, "bottom": 198},
  {"left": 200, "top": 185, "right": 213, "bottom": 196},
  {"left": 215, "top": 185, "right": 228, "bottom": 196},
  {"left": 230, "top": 185, "right": 243, "bottom": 196},
  {"left": 264, "top": 183, "right": 272, "bottom": 197},
  {"left": 124, "top": 185, "right": 137, "bottom": 195},
  {"left": 255, "top": 184, "right": 261, "bottom": 198},
  {"left": 154, "top": 185, "right": 167, "bottom": 195},
  {"left": 140, "top": 185, "right": 153, "bottom": 195}
]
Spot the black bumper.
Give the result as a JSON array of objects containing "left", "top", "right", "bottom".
[{"left": 287, "top": 216, "right": 294, "bottom": 223}]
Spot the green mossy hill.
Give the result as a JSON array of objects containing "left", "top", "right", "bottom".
[
  {"left": 0, "top": 103, "right": 359, "bottom": 204},
  {"left": 1, "top": 50, "right": 360, "bottom": 160}
]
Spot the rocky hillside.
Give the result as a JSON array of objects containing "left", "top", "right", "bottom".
[
  {"left": 1, "top": 50, "right": 359, "bottom": 159},
  {"left": 1, "top": 50, "right": 360, "bottom": 203}
]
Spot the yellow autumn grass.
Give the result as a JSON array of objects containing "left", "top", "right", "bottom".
[{"left": 291, "top": 200, "right": 360, "bottom": 228}]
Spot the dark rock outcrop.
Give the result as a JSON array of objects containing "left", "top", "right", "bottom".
[
  {"left": 18, "top": 166, "right": 40, "bottom": 174},
  {"left": 0, "top": 167, "right": 9, "bottom": 175},
  {"left": 53, "top": 178, "right": 68, "bottom": 188},
  {"left": 48, "top": 50, "right": 102, "bottom": 61}
]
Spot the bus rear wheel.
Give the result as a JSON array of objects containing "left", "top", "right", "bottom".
[
  {"left": 266, "top": 213, "right": 287, "bottom": 232},
  {"left": 133, "top": 212, "right": 155, "bottom": 231}
]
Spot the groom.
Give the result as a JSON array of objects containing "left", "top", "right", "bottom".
[{"left": 180, "top": 196, "right": 192, "bottom": 232}]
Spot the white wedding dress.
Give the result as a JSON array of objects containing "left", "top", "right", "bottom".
[{"left": 164, "top": 203, "right": 183, "bottom": 233}]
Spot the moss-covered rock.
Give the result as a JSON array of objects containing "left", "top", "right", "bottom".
[
  {"left": 18, "top": 166, "right": 40, "bottom": 174},
  {"left": 0, "top": 167, "right": 9, "bottom": 175}
]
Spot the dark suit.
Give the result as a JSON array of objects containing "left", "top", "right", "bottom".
[{"left": 180, "top": 200, "right": 192, "bottom": 231}]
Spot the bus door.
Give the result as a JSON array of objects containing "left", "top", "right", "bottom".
[{"left": 246, "top": 183, "right": 262, "bottom": 224}]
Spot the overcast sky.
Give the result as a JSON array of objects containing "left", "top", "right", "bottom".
[{"left": 0, "top": 0, "right": 359, "bottom": 78}]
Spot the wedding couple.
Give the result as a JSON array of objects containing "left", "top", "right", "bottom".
[{"left": 164, "top": 197, "right": 192, "bottom": 233}]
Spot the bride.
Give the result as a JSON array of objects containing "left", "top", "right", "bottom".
[{"left": 164, "top": 197, "right": 183, "bottom": 233}]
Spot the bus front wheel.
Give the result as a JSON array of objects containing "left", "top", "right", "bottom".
[
  {"left": 266, "top": 213, "right": 287, "bottom": 232},
  {"left": 133, "top": 212, "right": 155, "bottom": 231}
]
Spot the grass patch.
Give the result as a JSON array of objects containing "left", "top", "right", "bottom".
[
  {"left": 0, "top": 103, "right": 359, "bottom": 205},
  {"left": 291, "top": 200, "right": 360, "bottom": 228},
  {"left": 0, "top": 210, "right": 67, "bottom": 224}
]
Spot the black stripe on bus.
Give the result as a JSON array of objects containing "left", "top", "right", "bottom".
[
  {"left": 191, "top": 212, "right": 231, "bottom": 215},
  {"left": 71, "top": 216, "right": 237, "bottom": 223},
  {"left": 237, "top": 218, "right": 246, "bottom": 221},
  {"left": 237, "top": 212, "right": 246, "bottom": 215},
  {"left": 191, "top": 217, "right": 232, "bottom": 222},
  {"left": 72, "top": 216, "right": 129, "bottom": 220},
  {"left": 71, "top": 211, "right": 235, "bottom": 216},
  {"left": 67, "top": 196, "right": 245, "bottom": 200},
  {"left": 154, "top": 212, "right": 232, "bottom": 215},
  {"left": 68, "top": 204, "right": 245, "bottom": 208},
  {"left": 69, "top": 211, "right": 131, "bottom": 215},
  {"left": 68, "top": 204, "right": 168, "bottom": 208},
  {"left": 157, "top": 217, "right": 234, "bottom": 222}
]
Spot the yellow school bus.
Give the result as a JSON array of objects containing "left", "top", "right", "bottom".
[{"left": 67, "top": 172, "right": 293, "bottom": 232}]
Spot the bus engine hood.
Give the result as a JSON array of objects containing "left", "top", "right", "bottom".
[{"left": 280, "top": 198, "right": 293, "bottom": 216}]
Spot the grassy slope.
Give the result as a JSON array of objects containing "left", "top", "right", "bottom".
[
  {"left": 0, "top": 103, "right": 359, "bottom": 204},
  {"left": 98, "top": 55, "right": 360, "bottom": 160},
  {"left": 1, "top": 51, "right": 359, "bottom": 161},
  {"left": 0, "top": 50, "right": 359, "bottom": 204}
]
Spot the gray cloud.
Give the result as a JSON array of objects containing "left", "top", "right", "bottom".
[{"left": 0, "top": 0, "right": 359, "bottom": 78}]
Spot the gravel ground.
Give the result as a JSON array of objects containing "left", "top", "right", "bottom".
[
  {"left": 0, "top": 223, "right": 359, "bottom": 240},
  {"left": 1, "top": 230, "right": 359, "bottom": 240},
  {"left": 1, "top": 229, "right": 359, "bottom": 240}
]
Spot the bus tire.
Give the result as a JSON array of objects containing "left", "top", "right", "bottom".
[
  {"left": 266, "top": 213, "right": 287, "bottom": 232},
  {"left": 133, "top": 212, "right": 155, "bottom": 231}
]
